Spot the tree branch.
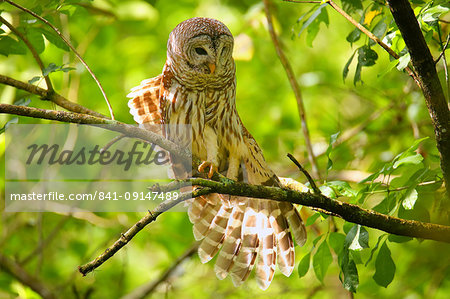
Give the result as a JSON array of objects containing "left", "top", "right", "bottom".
[
  {"left": 0, "top": 253, "right": 57, "bottom": 299},
  {"left": 157, "top": 178, "right": 450, "bottom": 243},
  {"left": 386, "top": 0, "right": 450, "bottom": 196},
  {"left": 264, "top": 0, "right": 320, "bottom": 180},
  {"left": 0, "top": 103, "right": 191, "bottom": 162},
  {"left": 78, "top": 188, "right": 211, "bottom": 276},
  {"left": 287, "top": 153, "right": 320, "bottom": 194},
  {"left": 0, "top": 74, "right": 108, "bottom": 118}
]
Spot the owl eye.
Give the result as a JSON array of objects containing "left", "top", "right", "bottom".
[{"left": 195, "top": 47, "right": 208, "bottom": 55}]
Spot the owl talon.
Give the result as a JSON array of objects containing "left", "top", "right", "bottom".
[{"left": 198, "top": 161, "right": 218, "bottom": 178}]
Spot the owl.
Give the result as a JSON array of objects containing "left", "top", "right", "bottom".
[{"left": 128, "top": 17, "right": 306, "bottom": 290}]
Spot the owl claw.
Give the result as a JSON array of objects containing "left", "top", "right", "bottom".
[{"left": 198, "top": 161, "right": 218, "bottom": 178}]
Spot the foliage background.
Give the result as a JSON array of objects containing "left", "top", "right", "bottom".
[{"left": 0, "top": 0, "right": 449, "bottom": 298}]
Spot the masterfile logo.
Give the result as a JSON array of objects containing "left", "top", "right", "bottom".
[{"left": 4, "top": 124, "right": 191, "bottom": 212}]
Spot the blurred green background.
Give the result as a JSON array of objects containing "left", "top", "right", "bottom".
[{"left": 0, "top": 0, "right": 449, "bottom": 298}]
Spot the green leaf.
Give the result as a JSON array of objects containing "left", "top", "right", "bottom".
[
  {"left": 313, "top": 239, "right": 333, "bottom": 283},
  {"left": 422, "top": 5, "right": 449, "bottom": 23},
  {"left": 350, "top": 249, "right": 363, "bottom": 264},
  {"left": 0, "top": 36, "right": 27, "bottom": 56},
  {"left": 369, "top": 19, "right": 387, "bottom": 46},
  {"left": 357, "top": 45, "right": 378, "bottom": 67},
  {"left": 26, "top": 28, "right": 45, "bottom": 54},
  {"left": 0, "top": 118, "right": 18, "bottom": 134},
  {"left": 343, "top": 221, "right": 354, "bottom": 234},
  {"left": 341, "top": 0, "right": 363, "bottom": 14},
  {"left": 354, "top": 62, "right": 362, "bottom": 85},
  {"left": 37, "top": 28, "right": 70, "bottom": 51},
  {"left": 398, "top": 201, "right": 430, "bottom": 223},
  {"left": 299, "top": 3, "right": 329, "bottom": 47},
  {"left": 397, "top": 52, "right": 411, "bottom": 71},
  {"left": 43, "top": 62, "right": 60, "bottom": 76},
  {"left": 365, "top": 235, "right": 385, "bottom": 266},
  {"left": 402, "top": 188, "right": 418, "bottom": 210},
  {"left": 341, "top": 249, "right": 359, "bottom": 292},
  {"left": 346, "top": 28, "right": 361, "bottom": 44},
  {"left": 61, "top": 67, "right": 76, "bottom": 72},
  {"left": 345, "top": 225, "right": 369, "bottom": 251},
  {"left": 388, "top": 235, "right": 413, "bottom": 243},
  {"left": 28, "top": 76, "right": 41, "bottom": 84},
  {"left": 298, "top": 252, "right": 311, "bottom": 278},
  {"left": 378, "top": 59, "right": 400, "bottom": 78},
  {"left": 299, "top": 4, "right": 325, "bottom": 36},
  {"left": 319, "top": 185, "right": 337, "bottom": 199},
  {"left": 400, "top": 137, "right": 428, "bottom": 154},
  {"left": 328, "top": 232, "right": 346, "bottom": 256},
  {"left": 359, "top": 171, "right": 381, "bottom": 184},
  {"left": 343, "top": 51, "right": 356, "bottom": 81},
  {"left": 373, "top": 242, "right": 396, "bottom": 287},
  {"left": 305, "top": 212, "right": 321, "bottom": 226},
  {"left": 313, "top": 234, "right": 323, "bottom": 247},
  {"left": 326, "top": 181, "right": 357, "bottom": 197},
  {"left": 393, "top": 154, "right": 423, "bottom": 169},
  {"left": 326, "top": 132, "right": 339, "bottom": 173}
]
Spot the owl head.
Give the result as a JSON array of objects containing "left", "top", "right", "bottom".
[{"left": 166, "top": 17, "right": 235, "bottom": 88}]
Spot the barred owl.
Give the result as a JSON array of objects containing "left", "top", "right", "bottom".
[{"left": 128, "top": 17, "right": 306, "bottom": 290}]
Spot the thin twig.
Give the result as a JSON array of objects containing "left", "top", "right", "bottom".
[
  {"left": 0, "top": 74, "right": 107, "bottom": 118},
  {"left": 0, "top": 16, "right": 53, "bottom": 92},
  {"left": 435, "top": 31, "right": 449, "bottom": 100},
  {"left": 120, "top": 243, "right": 199, "bottom": 299},
  {"left": 263, "top": 0, "right": 320, "bottom": 180},
  {"left": 287, "top": 153, "right": 321, "bottom": 194},
  {"left": 78, "top": 188, "right": 211, "bottom": 276},
  {"left": 365, "top": 180, "right": 441, "bottom": 194},
  {"left": 0, "top": 253, "right": 57, "bottom": 299},
  {"left": 4, "top": 0, "right": 115, "bottom": 120},
  {"left": 100, "top": 134, "right": 126, "bottom": 153},
  {"left": 286, "top": 154, "right": 341, "bottom": 217},
  {"left": 435, "top": 33, "right": 450, "bottom": 64},
  {"left": 283, "top": 0, "right": 420, "bottom": 86}
]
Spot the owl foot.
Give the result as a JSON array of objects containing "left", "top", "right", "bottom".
[{"left": 198, "top": 161, "right": 218, "bottom": 178}]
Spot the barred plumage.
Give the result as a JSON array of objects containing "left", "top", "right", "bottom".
[{"left": 127, "top": 17, "right": 306, "bottom": 290}]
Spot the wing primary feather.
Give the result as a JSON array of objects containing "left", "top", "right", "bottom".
[
  {"left": 255, "top": 200, "right": 276, "bottom": 290},
  {"left": 214, "top": 199, "right": 244, "bottom": 280},
  {"left": 198, "top": 202, "right": 233, "bottom": 263},
  {"left": 229, "top": 198, "right": 260, "bottom": 287}
]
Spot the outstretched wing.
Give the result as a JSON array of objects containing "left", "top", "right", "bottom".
[{"left": 127, "top": 75, "right": 163, "bottom": 133}]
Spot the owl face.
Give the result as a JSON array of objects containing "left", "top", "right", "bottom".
[
  {"left": 184, "top": 34, "right": 233, "bottom": 76},
  {"left": 166, "top": 18, "right": 235, "bottom": 89}
]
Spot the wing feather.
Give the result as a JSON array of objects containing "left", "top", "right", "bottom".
[{"left": 127, "top": 75, "right": 163, "bottom": 133}]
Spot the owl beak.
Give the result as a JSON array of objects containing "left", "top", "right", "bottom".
[{"left": 208, "top": 63, "right": 216, "bottom": 74}]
